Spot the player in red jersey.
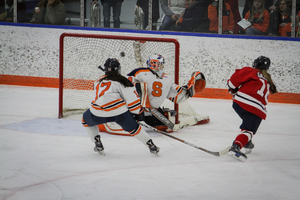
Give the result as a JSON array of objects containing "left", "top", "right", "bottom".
[{"left": 227, "top": 56, "right": 278, "bottom": 162}]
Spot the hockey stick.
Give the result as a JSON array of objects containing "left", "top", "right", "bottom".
[
  {"left": 139, "top": 122, "right": 231, "bottom": 157},
  {"left": 147, "top": 107, "right": 175, "bottom": 130}
]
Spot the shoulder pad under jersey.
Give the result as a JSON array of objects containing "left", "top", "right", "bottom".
[{"left": 127, "top": 68, "right": 150, "bottom": 77}]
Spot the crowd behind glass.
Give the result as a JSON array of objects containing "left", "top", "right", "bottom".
[{"left": 0, "top": 0, "right": 299, "bottom": 37}]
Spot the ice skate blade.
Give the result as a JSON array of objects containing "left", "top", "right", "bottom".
[
  {"left": 97, "top": 151, "right": 106, "bottom": 155},
  {"left": 94, "top": 147, "right": 105, "bottom": 155},
  {"left": 149, "top": 147, "right": 160, "bottom": 154},
  {"left": 228, "top": 151, "right": 247, "bottom": 162}
]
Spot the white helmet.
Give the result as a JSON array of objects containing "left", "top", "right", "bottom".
[{"left": 146, "top": 54, "right": 165, "bottom": 72}]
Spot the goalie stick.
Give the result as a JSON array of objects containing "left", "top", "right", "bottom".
[{"left": 139, "top": 122, "right": 231, "bottom": 157}]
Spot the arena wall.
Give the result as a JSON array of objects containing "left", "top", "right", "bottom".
[{"left": 0, "top": 23, "right": 299, "bottom": 103}]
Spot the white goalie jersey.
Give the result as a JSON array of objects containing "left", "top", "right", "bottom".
[{"left": 127, "top": 68, "right": 189, "bottom": 109}]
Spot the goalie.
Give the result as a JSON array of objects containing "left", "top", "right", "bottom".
[
  {"left": 98, "top": 54, "right": 209, "bottom": 135},
  {"left": 126, "top": 54, "right": 209, "bottom": 132}
]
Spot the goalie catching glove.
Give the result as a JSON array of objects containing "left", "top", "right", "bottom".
[{"left": 184, "top": 71, "right": 206, "bottom": 97}]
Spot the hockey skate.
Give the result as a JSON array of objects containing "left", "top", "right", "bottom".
[
  {"left": 228, "top": 144, "right": 247, "bottom": 162},
  {"left": 94, "top": 135, "right": 105, "bottom": 154},
  {"left": 244, "top": 140, "right": 254, "bottom": 154},
  {"left": 146, "top": 139, "right": 160, "bottom": 154}
]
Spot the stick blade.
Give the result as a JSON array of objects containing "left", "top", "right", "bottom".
[
  {"left": 218, "top": 146, "right": 231, "bottom": 156},
  {"left": 207, "top": 146, "right": 231, "bottom": 157}
]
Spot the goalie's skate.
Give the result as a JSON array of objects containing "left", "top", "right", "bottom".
[
  {"left": 146, "top": 139, "right": 160, "bottom": 154},
  {"left": 94, "top": 135, "right": 105, "bottom": 155},
  {"left": 244, "top": 140, "right": 254, "bottom": 154},
  {"left": 228, "top": 144, "right": 247, "bottom": 162}
]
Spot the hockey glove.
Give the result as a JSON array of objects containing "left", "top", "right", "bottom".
[
  {"left": 228, "top": 88, "right": 238, "bottom": 95},
  {"left": 132, "top": 109, "right": 145, "bottom": 121},
  {"left": 185, "top": 71, "right": 206, "bottom": 97}
]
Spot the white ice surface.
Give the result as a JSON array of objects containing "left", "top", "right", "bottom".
[{"left": 0, "top": 85, "right": 300, "bottom": 200}]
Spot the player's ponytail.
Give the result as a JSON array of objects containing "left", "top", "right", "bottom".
[
  {"left": 261, "top": 70, "right": 278, "bottom": 94},
  {"left": 253, "top": 56, "right": 277, "bottom": 94}
]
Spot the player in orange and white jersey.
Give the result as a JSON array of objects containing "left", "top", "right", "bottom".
[
  {"left": 127, "top": 54, "right": 207, "bottom": 130},
  {"left": 82, "top": 58, "right": 159, "bottom": 154},
  {"left": 128, "top": 54, "right": 189, "bottom": 109}
]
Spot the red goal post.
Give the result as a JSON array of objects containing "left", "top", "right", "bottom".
[{"left": 59, "top": 33, "right": 180, "bottom": 120}]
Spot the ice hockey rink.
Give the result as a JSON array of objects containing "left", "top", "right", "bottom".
[{"left": 0, "top": 85, "right": 299, "bottom": 200}]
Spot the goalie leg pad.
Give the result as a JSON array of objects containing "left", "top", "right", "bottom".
[{"left": 195, "top": 115, "right": 210, "bottom": 125}]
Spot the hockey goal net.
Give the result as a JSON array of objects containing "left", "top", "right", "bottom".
[{"left": 59, "top": 33, "right": 208, "bottom": 126}]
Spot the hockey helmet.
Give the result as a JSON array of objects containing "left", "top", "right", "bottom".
[
  {"left": 146, "top": 54, "right": 165, "bottom": 72},
  {"left": 253, "top": 56, "right": 270, "bottom": 70},
  {"left": 104, "top": 58, "right": 121, "bottom": 75}
]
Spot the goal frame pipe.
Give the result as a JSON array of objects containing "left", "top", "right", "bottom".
[{"left": 59, "top": 33, "right": 180, "bottom": 122}]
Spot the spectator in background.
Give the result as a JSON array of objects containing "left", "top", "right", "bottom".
[
  {"left": 175, "top": 0, "right": 209, "bottom": 32},
  {"left": 268, "top": 0, "right": 292, "bottom": 36},
  {"left": 243, "top": 0, "right": 277, "bottom": 18},
  {"left": 30, "top": 0, "right": 66, "bottom": 25},
  {"left": 0, "top": 0, "right": 4, "bottom": 14},
  {"left": 208, "top": 0, "right": 235, "bottom": 34},
  {"left": 101, "top": 0, "right": 123, "bottom": 28},
  {"left": 136, "top": 0, "right": 160, "bottom": 30},
  {"left": 227, "top": 0, "right": 242, "bottom": 33},
  {"left": 0, "top": 0, "right": 27, "bottom": 22},
  {"left": 244, "top": 0, "right": 270, "bottom": 35},
  {"left": 159, "top": 0, "right": 186, "bottom": 31},
  {"left": 282, "top": 11, "right": 300, "bottom": 36}
]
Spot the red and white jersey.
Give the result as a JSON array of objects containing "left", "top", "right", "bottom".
[
  {"left": 90, "top": 77, "right": 141, "bottom": 117},
  {"left": 227, "top": 67, "right": 270, "bottom": 120},
  {"left": 127, "top": 68, "right": 189, "bottom": 108}
]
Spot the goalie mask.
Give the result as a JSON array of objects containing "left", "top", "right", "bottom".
[
  {"left": 104, "top": 58, "right": 121, "bottom": 75},
  {"left": 253, "top": 56, "right": 270, "bottom": 70},
  {"left": 146, "top": 54, "right": 165, "bottom": 73}
]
